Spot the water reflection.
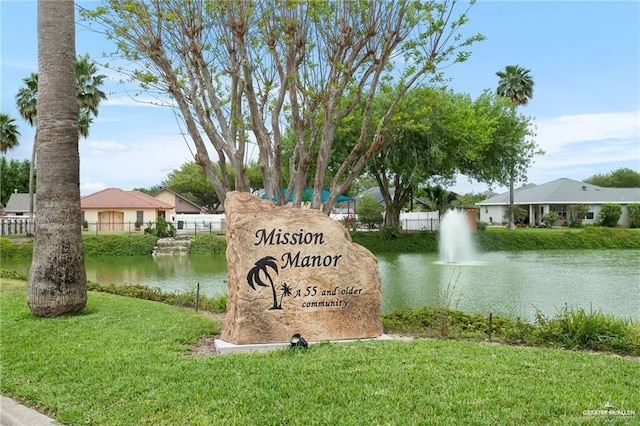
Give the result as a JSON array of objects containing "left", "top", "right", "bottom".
[{"left": 4, "top": 250, "right": 638, "bottom": 321}]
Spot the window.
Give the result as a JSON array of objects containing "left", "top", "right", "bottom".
[
  {"left": 586, "top": 212, "right": 594, "bottom": 220},
  {"left": 136, "top": 211, "right": 143, "bottom": 224}
]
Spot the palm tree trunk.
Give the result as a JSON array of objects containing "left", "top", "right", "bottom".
[{"left": 28, "top": 0, "right": 87, "bottom": 316}]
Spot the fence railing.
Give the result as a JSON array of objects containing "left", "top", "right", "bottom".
[
  {"left": 0, "top": 219, "right": 225, "bottom": 237},
  {"left": 1, "top": 218, "right": 34, "bottom": 236}
]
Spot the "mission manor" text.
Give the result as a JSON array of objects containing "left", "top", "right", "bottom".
[{"left": 254, "top": 228, "right": 325, "bottom": 246}]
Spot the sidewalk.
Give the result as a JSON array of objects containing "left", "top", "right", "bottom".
[{"left": 0, "top": 396, "right": 60, "bottom": 426}]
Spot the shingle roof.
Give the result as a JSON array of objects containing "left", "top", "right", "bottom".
[
  {"left": 151, "top": 187, "right": 202, "bottom": 210},
  {"left": 4, "top": 193, "right": 33, "bottom": 213},
  {"left": 81, "top": 188, "right": 173, "bottom": 209},
  {"left": 478, "top": 178, "right": 640, "bottom": 205}
]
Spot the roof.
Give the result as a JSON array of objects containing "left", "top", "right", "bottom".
[
  {"left": 478, "top": 178, "right": 640, "bottom": 205},
  {"left": 4, "top": 193, "right": 33, "bottom": 213},
  {"left": 151, "top": 187, "right": 203, "bottom": 210},
  {"left": 81, "top": 188, "right": 173, "bottom": 209}
]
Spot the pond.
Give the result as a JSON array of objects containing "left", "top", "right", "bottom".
[{"left": 3, "top": 250, "right": 639, "bottom": 322}]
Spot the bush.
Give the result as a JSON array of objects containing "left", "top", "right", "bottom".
[
  {"left": 531, "top": 306, "right": 640, "bottom": 355},
  {"left": 628, "top": 203, "right": 640, "bottom": 228},
  {"left": 356, "top": 194, "right": 384, "bottom": 229},
  {"left": 568, "top": 204, "right": 589, "bottom": 228},
  {"left": 0, "top": 238, "right": 34, "bottom": 259},
  {"left": 476, "top": 221, "right": 487, "bottom": 232},
  {"left": 189, "top": 234, "right": 227, "bottom": 255},
  {"left": 83, "top": 234, "right": 158, "bottom": 256},
  {"left": 598, "top": 203, "right": 622, "bottom": 227},
  {"left": 144, "top": 216, "right": 176, "bottom": 238}
]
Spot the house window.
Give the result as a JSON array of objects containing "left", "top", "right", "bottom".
[
  {"left": 485, "top": 208, "right": 488, "bottom": 213},
  {"left": 586, "top": 212, "right": 594, "bottom": 220},
  {"left": 81, "top": 212, "right": 85, "bottom": 222},
  {"left": 136, "top": 211, "right": 144, "bottom": 224},
  {"left": 552, "top": 205, "right": 567, "bottom": 219}
]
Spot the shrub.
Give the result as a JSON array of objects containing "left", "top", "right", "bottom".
[
  {"left": 628, "top": 203, "right": 640, "bottom": 228},
  {"left": 189, "top": 234, "right": 227, "bottom": 255},
  {"left": 145, "top": 216, "right": 176, "bottom": 238},
  {"left": 531, "top": 306, "right": 640, "bottom": 355},
  {"left": 598, "top": 203, "right": 622, "bottom": 227},
  {"left": 356, "top": 194, "right": 384, "bottom": 229},
  {"left": 540, "top": 212, "right": 560, "bottom": 227},
  {"left": 568, "top": 204, "right": 589, "bottom": 228},
  {"left": 476, "top": 221, "right": 487, "bottom": 232}
]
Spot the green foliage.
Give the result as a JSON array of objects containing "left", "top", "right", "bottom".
[
  {"left": 528, "top": 306, "right": 640, "bottom": 355},
  {"left": 584, "top": 167, "right": 640, "bottom": 188},
  {"left": 568, "top": 204, "right": 589, "bottom": 228},
  {"left": 144, "top": 216, "right": 176, "bottom": 238},
  {"left": 0, "top": 113, "right": 21, "bottom": 155},
  {"left": 82, "top": 235, "right": 158, "bottom": 256},
  {"left": 383, "top": 305, "right": 640, "bottom": 356},
  {"left": 0, "top": 157, "right": 32, "bottom": 205},
  {"left": 502, "top": 204, "right": 527, "bottom": 225},
  {"left": 0, "top": 238, "right": 33, "bottom": 259},
  {"left": 476, "top": 221, "right": 487, "bottom": 232},
  {"left": 474, "top": 226, "right": 640, "bottom": 250},
  {"left": 86, "top": 281, "right": 227, "bottom": 313},
  {"left": 627, "top": 203, "right": 640, "bottom": 228},
  {"left": 540, "top": 212, "right": 560, "bottom": 227},
  {"left": 598, "top": 203, "right": 622, "bottom": 227},
  {"left": 351, "top": 230, "right": 439, "bottom": 252},
  {"left": 161, "top": 162, "right": 219, "bottom": 211},
  {"left": 355, "top": 194, "right": 384, "bottom": 228},
  {"left": 188, "top": 235, "right": 227, "bottom": 255}
]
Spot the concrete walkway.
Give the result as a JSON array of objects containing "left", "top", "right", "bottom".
[{"left": 0, "top": 396, "right": 60, "bottom": 426}]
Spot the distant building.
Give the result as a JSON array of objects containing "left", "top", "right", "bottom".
[{"left": 477, "top": 178, "right": 640, "bottom": 227}]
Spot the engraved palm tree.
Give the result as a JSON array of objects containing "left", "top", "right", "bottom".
[{"left": 247, "top": 256, "right": 281, "bottom": 310}]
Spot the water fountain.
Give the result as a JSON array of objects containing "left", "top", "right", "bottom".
[{"left": 438, "top": 209, "right": 477, "bottom": 264}]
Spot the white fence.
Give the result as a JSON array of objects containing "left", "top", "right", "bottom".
[
  {"left": 1, "top": 218, "right": 34, "bottom": 236},
  {"left": 170, "top": 214, "right": 226, "bottom": 235}
]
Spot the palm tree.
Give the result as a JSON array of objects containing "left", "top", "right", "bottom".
[
  {"left": 0, "top": 113, "right": 20, "bottom": 154},
  {"left": 16, "top": 55, "right": 106, "bottom": 236},
  {"left": 28, "top": 0, "right": 86, "bottom": 316},
  {"left": 496, "top": 65, "right": 534, "bottom": 230},
  {"left": 246, "top": 256, "right": 281, "bottom": 310}
]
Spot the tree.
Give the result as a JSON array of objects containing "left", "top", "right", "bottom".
[
  {"left": 495, "top": 65, "right": 535, "bottom": 230},
  {"left": 458, "top": 92, "right": 540, "bottom": 215},
  {"left": 16, "top": 55, "right": 106, "bottom": 235},
  {"left": 356, "top": 193, "right": 384, "bottom": 229},
  {"left": 584, "top": 167, "right": 640, "bottom": 188},
  {"left": 82, "top": 0, "right": 483, "bottom": 212},
  {"left": 0, "top": 113, "right": 20, "bottom": 154},
  {"left": 0, "top": 158, "right": 32, "bottom": 205},
  {"left": 161, "top": 162, "right": 220, "bottom": 211},
  {"left": 28, "top": 0, "right": 87, "bottom": 317}
]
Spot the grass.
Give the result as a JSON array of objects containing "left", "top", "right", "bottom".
[{"left": 2, "top": 279, "right": 639, "bottom": 425}]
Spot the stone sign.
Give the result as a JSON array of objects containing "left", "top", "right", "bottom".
[{"left": 221, "top": 191, "right": 383, "bottom": 345}]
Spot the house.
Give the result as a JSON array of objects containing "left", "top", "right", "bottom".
[
  {"left": 477, "top": 178, "right": 640, "bottom": 227},
  {"left": 3, "top": 193, "right": 34, "bottom": 217},
  {"left": 152, "top": 187, "right": 204, "bottom": 214},
  {"left": 81, "top": 188, "right": 174, "bottom": 231}
]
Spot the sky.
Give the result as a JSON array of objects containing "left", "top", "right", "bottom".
[{"left": 1, "top": 0, "right": 639, "bottom": 197}]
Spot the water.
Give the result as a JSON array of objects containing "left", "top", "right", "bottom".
[
  {"left": 3, "top": 250, "right": 639, "bottom": 322},
  {"left": 439, "top": 209, "right": 477, "bottom": 264}
]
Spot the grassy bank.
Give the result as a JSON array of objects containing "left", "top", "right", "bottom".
[
  {"left": 3, "top": 226, "right": 639, "bottom": 260},
  {"left": 2, "top": 279, "right": 638, "bottom": 425}
]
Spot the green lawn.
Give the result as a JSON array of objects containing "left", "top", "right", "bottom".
[{"left": 1, "top": 279, "right": 638, "bottom": 425}]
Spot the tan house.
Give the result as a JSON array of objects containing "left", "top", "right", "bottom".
[
  {"left": 81, "top": 188, "right": 174, "bottom": 231},
  {"left": 152, "top": 187, "right": 204, "bottom": 214}
]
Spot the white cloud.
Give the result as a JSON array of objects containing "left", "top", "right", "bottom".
[
  {"left": 103, "top": 95, "right": 174, "bottom": 108},
  {"left": 535, "top": 111, "right": 640, "bottom": 154}
]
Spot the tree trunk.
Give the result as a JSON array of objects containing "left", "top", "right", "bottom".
[
  {"left": 28, "top": 0, "right": 87, "bottom": 316},
  {"left": 509, "top": 169, "right": 516, "bottom": 230}
]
